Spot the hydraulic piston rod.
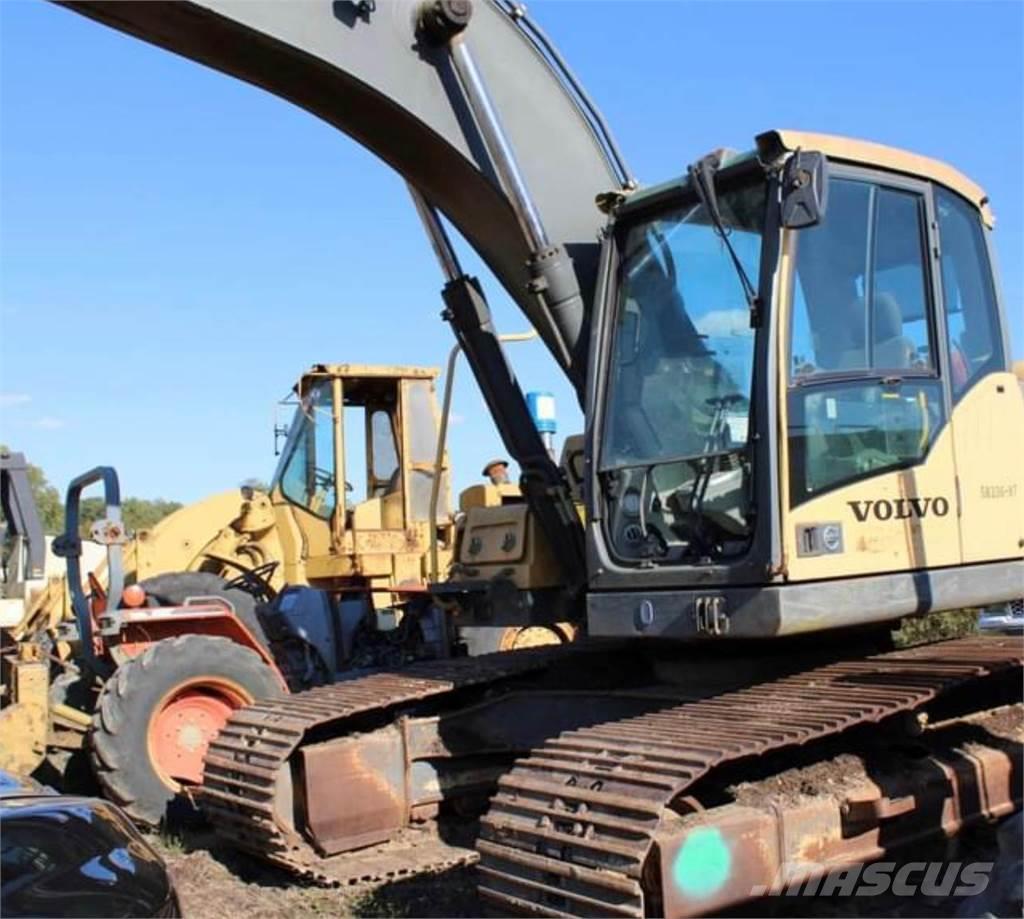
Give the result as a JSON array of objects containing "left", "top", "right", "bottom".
[
  {"left": 407, "top": 181, "right": 586, "bottom": 590},
  {"left": 419, "top": 0, "right": 589, "bottom": 392},
  {"left": 449, "top": 39, "right": 549, "bottom": 255}
]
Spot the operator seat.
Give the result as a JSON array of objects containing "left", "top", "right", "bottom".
[
  {"left": 834, "top": 298, "right": 867, "bottom": 370},
  {"left": 872, "top": 293, "right": 914, "bottom": 369}
]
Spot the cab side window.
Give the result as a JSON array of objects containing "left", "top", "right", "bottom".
[
  {"left": 369, "top": 408, "right": 400, "bottom": 498},
  {"left": 787, "top": 178, "right": 944, "bottom": 506},
  {"left": 935, "top": 188, "right": 1004, "bottom": 399},
  {"left": 789, "top": 181, "right": 933, "bottom": 378}
]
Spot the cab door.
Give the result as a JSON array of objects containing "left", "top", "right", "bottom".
[
  {"left": 781, "top": 170, "right": 960, "bottom": 582},
  {"left": 933, "top": 187, "right": 1024, "bottom": 564}
]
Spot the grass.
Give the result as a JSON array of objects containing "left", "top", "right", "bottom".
[
  {"left": 158, "top": 825, "right": 188, "bottom": 855},
  {"left": 892, "top": 608, "right": 979, "bottom": 648}
]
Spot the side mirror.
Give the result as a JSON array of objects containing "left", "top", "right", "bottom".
[{"left": 781, "top": 150, "right": 829, "bottom": 228}]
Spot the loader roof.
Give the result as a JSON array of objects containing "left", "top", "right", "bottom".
[{"left": 302, "top": 364, "right": 440, "bottom": 381}]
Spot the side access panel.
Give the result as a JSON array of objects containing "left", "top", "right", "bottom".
[{"left": 952, "top": 372, "right": 1024, "bottom": 564}]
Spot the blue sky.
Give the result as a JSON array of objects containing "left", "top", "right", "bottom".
[{"left": 1, "top": 0, "right": 1021, "bottom": 503}]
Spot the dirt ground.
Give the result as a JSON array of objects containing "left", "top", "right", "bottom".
[
  {"left": 153, "top": 816, "right": 1022, "bottom": 919},
  {"left": 153, "top": 827, "right": 480, "bottom": 919}
]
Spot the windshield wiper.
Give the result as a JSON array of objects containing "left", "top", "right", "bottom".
[{"left": 687, "top": 153, "right": 762, "bottom": 326}]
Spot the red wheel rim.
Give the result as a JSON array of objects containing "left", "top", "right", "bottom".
[{"left": 147, "top": 678, "right": 250, "bottom": 788}]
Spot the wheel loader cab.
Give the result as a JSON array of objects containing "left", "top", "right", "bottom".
[
  {"left": 269, "top": 365, "right": 451, "bottom": 604},
  {"left": 587, "top": 130, "right": 1024, "bottom": 639}
]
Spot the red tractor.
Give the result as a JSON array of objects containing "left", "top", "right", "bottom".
[
  {"left": 52, "top": 467, "right": 287, "bottom": 824},
  {"left": 44, "top": 466, "right": 456, "bottom": 824}
]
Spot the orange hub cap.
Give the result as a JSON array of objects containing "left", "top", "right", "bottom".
[{"left": 148, "top": 680, "right": 249, "bottom": 787}]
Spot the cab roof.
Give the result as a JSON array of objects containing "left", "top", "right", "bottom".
[
  {"left": 618, "top": 130, "right": 993, "bottom": 228},
  {"left": 302, "top": 363, "right": 439, "bottom": 381},
  {"left": 761, "top": 130, "right": 993, "bottom": 227}
]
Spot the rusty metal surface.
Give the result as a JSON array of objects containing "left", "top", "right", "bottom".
[
  {"left": 476, "top": 635, "right": 1024, "bottom": 917},
  {"left": 200, "top": 645, "right": 571, "bottom": 885},
  {"left": 300, "top": 727, "right": 407, "bottom": 855},
  {"left": 655, "top": 706, "right": 1022, "bottom": 916}
]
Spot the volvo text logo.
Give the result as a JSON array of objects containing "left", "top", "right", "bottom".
[{"left": 847, "top": 497, "right": 950, "bottom": 522}]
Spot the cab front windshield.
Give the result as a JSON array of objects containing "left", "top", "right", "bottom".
[
  {"left": 272, "top": 380, "right": 337, "bottom": 520},
  {"left": 600, "top": 177, "right": 766, "bottom": 562}
]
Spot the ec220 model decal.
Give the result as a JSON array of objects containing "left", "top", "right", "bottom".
[{"left": 847, "top": 497, "right": 950, "bottom": 522}]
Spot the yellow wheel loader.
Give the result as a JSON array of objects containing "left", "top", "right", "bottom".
[
  {"left": 1, "top": 363, "right": 572, "bottom": 813},
  {"left": 11, "top": 364, "right": 455, "bottom": 643}
]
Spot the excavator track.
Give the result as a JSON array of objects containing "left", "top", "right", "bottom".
[
  {"left": 201, "top": 645, "right": 571, "bottom": 886},
  {"left": 477, "top": 635, "right": 1024, "bottom": 917}
]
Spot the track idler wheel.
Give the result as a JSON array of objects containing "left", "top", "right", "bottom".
[{"left": 89, "top": 634, "right": 282, "bottom": 825}]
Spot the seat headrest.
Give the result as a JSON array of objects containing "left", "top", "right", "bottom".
[{"left": 873, "top": 293, "right": 903, "bottom": 341}]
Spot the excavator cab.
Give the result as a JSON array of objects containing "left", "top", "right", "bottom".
[
  {"left": 269, "top": 364, "right": 453, "bottom": 608},
  {"left": 587, "top": 131, "right": 1024, "bottom": 639}
]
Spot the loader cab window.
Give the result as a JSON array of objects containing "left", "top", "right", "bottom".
[
  {"left": 934, "top": 188, "right": 1004, "bottom": 399},
  {"left": 403, "top": 380, "right": 446, "bottom": 522},
  {"left": 368, "top": 409, "right": 400, "bottom": 499},
  {"left": 789, "top": 181, "right": 933, "bottom": 378},
  {"left": 274, "top": 381, "right": 337, "bottom": 520},
  {"left": 787, "top": 177, "right": 944, "bottom": 505}
]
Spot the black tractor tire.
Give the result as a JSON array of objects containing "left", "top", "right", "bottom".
[
  {"left": 89, "top": 634, "right": 283, "bottom": 826},
  {"left": 137, "top": 571, "right": 270, "bottom": 647}
]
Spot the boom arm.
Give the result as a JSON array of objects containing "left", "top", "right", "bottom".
[{"left": 58, "top": 0, "right": 631, "bottom": 389}]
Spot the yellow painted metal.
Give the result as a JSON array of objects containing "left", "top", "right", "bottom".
[
  {"left": 0, "top": 644, "right": 50, "bottom": 775},
  {"left": 764, "top": 129, "right": 994, "bottom": 227},
  {"left": 951, "top": 372, "right": 1024, "bottom": 563},
  {"left": 330, "top": 375, "right": 346, "bottom": 551}
]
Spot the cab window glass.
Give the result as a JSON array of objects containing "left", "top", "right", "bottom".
[
  {"left": 369, "top": 409, "right": 400, "bottom": 498},
  {"left": 787, "top": 179, "right": 942, "bottom": 505},
  {"left": 790, "top": 180, "right": 932, "bottom": 378},
  {"left": 278, "top": 382, "right": 337, "bottom": 519},
  {"left": 935, "top": 188, "right": 1004, "bottom": 398},
  {"left": 405, "top": 381, "right": 445, "bottom": 521},
  {"left": 788, "top": 380, "right": 944, "bottom": 504}
]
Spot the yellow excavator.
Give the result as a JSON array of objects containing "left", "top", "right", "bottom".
[{"left": 36, "top": 0, "right": 1024, "bottom": 913}]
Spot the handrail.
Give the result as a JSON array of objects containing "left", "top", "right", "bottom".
[
  {"left": 428, "top": 329, "right": 539, "bottom": 583},
  {"left": 52, "top": 466, "right": 124, "bottom": 661}
]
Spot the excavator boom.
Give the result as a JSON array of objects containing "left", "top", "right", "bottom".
[{"left": 60, "top": 0, "right": 630, "bottom": 386}]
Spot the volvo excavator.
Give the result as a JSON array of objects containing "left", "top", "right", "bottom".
[{"left": 48, "top": 1, "right": 1024, "bottom": 914}]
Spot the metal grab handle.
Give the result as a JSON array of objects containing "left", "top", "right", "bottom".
[
  {"left": 428, "top": 330, "right": 538, "bottom": 583},
  {"left": 52, "top": 466, "right": 124, "bottom": 661}
]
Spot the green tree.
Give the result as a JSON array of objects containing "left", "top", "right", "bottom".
[
  {"left": 79, "top": 496, "right": 182, "bottom": 536},
  {"left": 1, "top": 447, "right": 182, "bottom": 538}
]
